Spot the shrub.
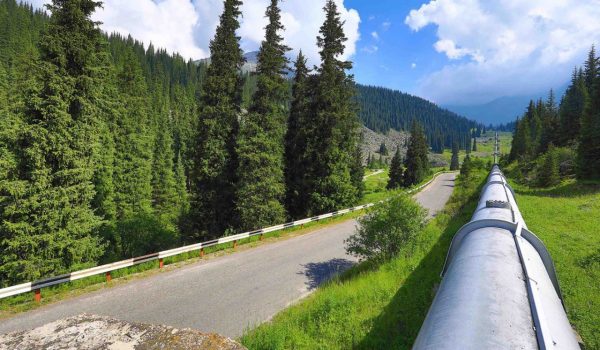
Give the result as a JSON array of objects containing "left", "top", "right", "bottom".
[
  {"left": 345, "top": 194, "right": 427, "bottom": 263},
  {"left": 537, "top": 145, "right": 560, "bottom": 187}
]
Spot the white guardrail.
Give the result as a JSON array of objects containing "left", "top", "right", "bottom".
[{"left": 0, "top": 170, "right": 453, "bottom": 302}]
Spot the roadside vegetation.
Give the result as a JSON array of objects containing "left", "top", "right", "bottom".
[{"left": 240, "top": 161, "right": 489, "bottom": 349}]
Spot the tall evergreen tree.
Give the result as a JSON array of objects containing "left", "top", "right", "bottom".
[
  {"left": 285, "top": 51, "right": 311, "bottom": 219},
  {"left": 151, "top": 103, "right": 181, "bottom": 229},
  {"left": 306, "top": 0, "right": 361, "bottom": 214},
  {"left": 113, "top": 49, "right": 153, "bottom": 220},
  {"left": 578, "top": 49, "right": 600, "bottom": 179},
  {"left": 472, "top": 137, "right": 477, "bottom": 152},
  {"left": 584, "top": 45, "right": 598, "bottom": 92},
  {"left": 236, "top": 0, "right": 289, "bottom": 230},
  {"left": 403, "top": 122, "right": 429, "bottom": 186},
  {"left": 387, "top": 146, "right": 403, "bottom": 189},
  {"left": 560, "top": 69, "right": 587, "bottom": 145},
  {"left": 0, "top": 0, "right": 106, "bottom": 283},
  {"left": 190, "top": 0, "right": 244, "bottom": 238},
  {"left": 450, "top": 143, "right": 460, "bottom": 170}
]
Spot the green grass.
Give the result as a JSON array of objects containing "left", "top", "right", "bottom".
[
  {"left": 511, "top": 179, "right": 600, "bottom": 349},
  {"left": 240, "top": 169, "right": 487, "bottom": 349}
]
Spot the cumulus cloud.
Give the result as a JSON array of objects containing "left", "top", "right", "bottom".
[
  {"left": 25, "top": 0, "right": 360, "bottom": 65},
  {"left": 405, "top": 0, "right": 600, "bottom": 105},
  {"left": 371, "top": 31, "right": 379, "bottom": 41}
]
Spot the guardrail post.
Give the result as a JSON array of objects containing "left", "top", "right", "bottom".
[
  {"left": 34, "top": 289, "right": 41, "bottom": 303},
  {"left": 159, "top": 258, "right": 164, "bottom": 269},
  {"left": 105, "top": 271, "right": 112, "bottom": 282},
  {"left": 259, "top": 234, "right": 264, "bottom": 241},
  {"left": 199, "top": 248, "right": 205, "bottom": 258},
  {"left": 233, "top": 240, "right": 238, "bottom": 250}
]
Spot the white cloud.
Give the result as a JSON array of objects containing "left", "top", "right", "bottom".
[
  {"left": 362, "top": 45, "right": 378, "bottom": 54},
  {"left": 405, "top": 0, "right": 600, "bottom": 104},
  {"left": 371, "top": 31, "right": 379, "bottom": 41},
  {"left": 381, "top": 21, "right": 391, "bottom": 31},
  {"left": 411, "top": 63, "right": 417, "bottom": 69},
  {"left": 25, "top": 0, "right": 361, "bottom": 65}
]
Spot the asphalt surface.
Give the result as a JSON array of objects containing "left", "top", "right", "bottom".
[{"left": 0, "top": 172, "right": 457, "bottom": 338}]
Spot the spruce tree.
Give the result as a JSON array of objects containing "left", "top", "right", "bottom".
[
  {"left": 285, "top": 51, "right": 311, "bottom": 219},
  {"left": 306, "top": 0, "right": 361, "bottom": 214},
  {"left": 403, "top": 122, "right": 429, "bottom": 186},
  {"left": 472, "top": 137, "right": 477, "bottom": 152},
  {"left": 191, "top": 0, "right": 243, "bottom": 237},
  {"left": 560, "top": 69, "right": 587, "bottom": 145},
  {"left": 584, "top": 45, "right": 598, "bottom": 92},
  {"left": 113, "top": 49, "right": 153, "bottom": 220},
  {"left": 0, "top": 0, "right": 106, "bottom": 283},
  {"left": 539, "top": 145, "right": 560, "bottom": 187},
  {"left": 450, "top": 143, "right": 460, "bottom": 170},
  {"left": 578, "top": 50, "right": 600, "bottom": 179},
  {"left": 460, "top": 154, "right": 472, "bottom": 178},
  {"left": 236, "top": 0, "right": 289, "bottom": 230},
  {"left": 379, "top": 142, "right": 388, "bottom": 156},
  {"left": 387, "top": 146, "right": 403, "bottom": 189},
  {"left": 151, "top": 103, "right": 181, "bottom": 229}
]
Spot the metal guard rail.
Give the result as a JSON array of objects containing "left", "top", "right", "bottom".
[{"left": 0, "top": 170, "right": 453, "bottom": 301}]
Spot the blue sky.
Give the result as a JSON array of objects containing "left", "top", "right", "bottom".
[{"left": 26, "top": 0, "right": 600, "bottom": 106}]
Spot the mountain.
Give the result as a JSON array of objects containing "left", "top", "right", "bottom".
[
  {"left": 445, "top": 84, "right": 568, "bottom": 126},
  {"left": 356, "top": 85, "right": 480, "bottom": 150},
  {"left": 197, "top": 51, "right": 259, "bottom": 74}
]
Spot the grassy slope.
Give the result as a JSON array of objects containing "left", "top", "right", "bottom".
[
  {"left": 240, "top": 169, "right": 487, "bottom": 349},
  {"left": 512, "top": 180, "right": 600, "bottom": 348}
]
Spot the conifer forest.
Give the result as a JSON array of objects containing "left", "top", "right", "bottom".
[{"left": 0, "top": 0, "right": 482, "bottom": 286}]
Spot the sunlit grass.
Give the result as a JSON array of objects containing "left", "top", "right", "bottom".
[
  {"left": 240, "top": 169, "right": 487, "bottom": 349},
  {"left": 511, "top": 179, "right": 600, "bottom": 349}
]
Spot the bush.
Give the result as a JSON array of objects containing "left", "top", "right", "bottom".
[
  {"left": 537, "top": 145, "right": 560, "bottom": 187},
  {"left": 345, "top": 194, "right": 427, "bottom": 263},
  {"left": 114, "top": 214, "right": 179, "bottom": 258}
]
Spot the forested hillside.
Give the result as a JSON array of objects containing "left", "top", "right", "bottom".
[
  {"left": 507, "top": 46, "right": 600, "bottom": 183},
  {"left": 356, "top": 85, "right": 482, "bottom": 150}
]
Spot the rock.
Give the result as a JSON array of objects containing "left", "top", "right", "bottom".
[{"left": 0, "top": 314, "right": 246, "bottom": 350}]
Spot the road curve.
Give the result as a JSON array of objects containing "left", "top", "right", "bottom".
[{"left": 0, "top": 172, "right": 457, "bottom": 338}]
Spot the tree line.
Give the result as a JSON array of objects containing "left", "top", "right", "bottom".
[
  {"left": 508, "top": 46, "right": 600, "bottom": 184},
  {"left": 0, "top": 0, "right": 363, "bottom": 285}
]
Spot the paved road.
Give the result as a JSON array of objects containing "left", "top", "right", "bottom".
[{"left": 0, "top": 172, "right": 457, "bottom": 338}]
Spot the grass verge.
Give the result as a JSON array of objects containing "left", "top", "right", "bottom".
[
  {"left": 239, "top": 169, "right": 487, "bottom": 349},
  {"left": 511, "top": 179, "right": 600, "bottom": 349}
]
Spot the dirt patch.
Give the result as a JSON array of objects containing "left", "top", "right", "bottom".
[{"left": 0, "top": 314, "right": 246, "bottom": 350}]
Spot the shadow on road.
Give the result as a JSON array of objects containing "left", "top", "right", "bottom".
[{"left": 299, "top": 258, "right": 356, "bottom": 290}]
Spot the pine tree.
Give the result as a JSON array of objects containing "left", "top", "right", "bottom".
[
  {"left": 539, "top": 145, "right": 560, "bottom": 187},
  {"left": 379, "top": 142, "right": 388, "bottom": 156},
  {"left": 450, "top": 143, "right": 460, "bottom": 170},
  {"left": 403, "top": 122, "right": 429, "bottom": 186},
  {"left": 284, "top": 51, "right": 311, "bottom": 219},
  {"left": 113, "top": 49, "right": 153, "bottom": 220},
  {"left": 578, "top": 49, "right": 600, "bottom": 179},
  {"left": 306, "top": 0, "right": 361, "bottom": 214},
  {"left": 190, "top": 0, "right": 243, "bottom": 237},
  {"left": 236, "top": 0, "right": 289, "bottom": 230},
  {"left": 584, "top": 45, "right": 598, "bottom": 92},
  {"left": 0, "top": 0, "right": 106, "bottom": 283},
  {"left": 472, "top": 137, "right": 477, "bottom": 152},
  {"left": 151, "top": 103, "right": 181, "bottom": 229},
  {"left": 387, "top": 146, "right": 403, "bottom": 189},
  {"left": 560, "top": 69, "right": 588, "bottom": 145}
]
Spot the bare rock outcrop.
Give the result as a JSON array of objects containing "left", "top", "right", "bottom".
[{"left": 0, "top": 314, "right": 246, "bottom": 350}]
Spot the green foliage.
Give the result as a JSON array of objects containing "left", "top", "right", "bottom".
[
  {"left": 537, "top": 145, "right": 560, "bottom": 187},
  {"left": 345, "top": 194, "right": 426, "bottom": 263},
  {"left": 116, "top": 214, "right": 179, "bottom": 258},
  {"left": 305, "top": 0, "right": 362, "bottom": 214},
  {"left": 387, "top": 147, "right": 403, "bottom": 189},
  {"left": 241, "top": 168, "right": 488, "bottom": 349},
  {"left": 403, "top": 122, "right": 429, "bottom": 186},
  {"left": 379, "top": 142, "right": 388, "bottom": 156},
  {"left": 472, "top": 137, "right": 477, "bottom": 152},
  {"left": 190, "top": 0, "right": 244, "bottom": 237},
  {"left": 460, "top": 154, "right": 472, "bottom": 178},
  {"left": 0, "top": 0, "right": 107, "bottom": 284},
  {"left": 578, "top": 48, "right": 600, "bottom": 179},
  {"left": 236, "top": 0, "right": 289, "bottom": 230},
  {"left": 355, "top": 85, "right": 480, "bottom": 150},
  {"left": 284, "top": 51, "right": 311, "bottom": 219},
  {"left": 449, "top": 143, "right": 460, "bottom": 170}
]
